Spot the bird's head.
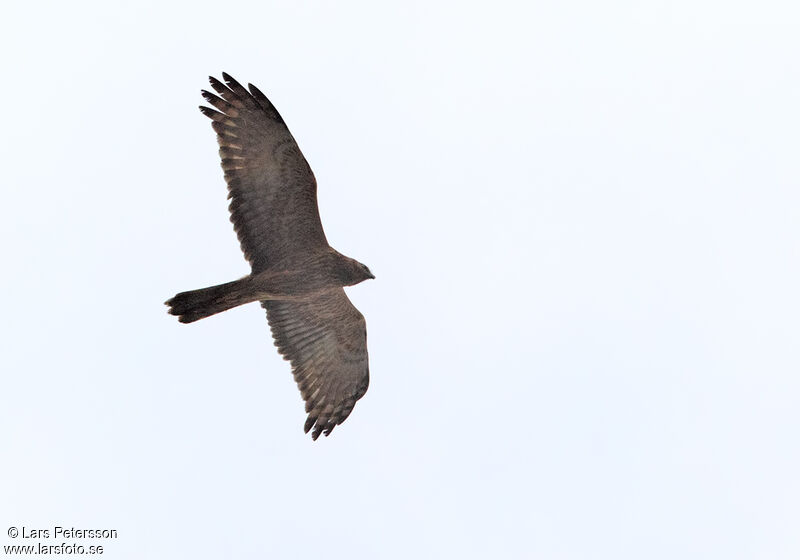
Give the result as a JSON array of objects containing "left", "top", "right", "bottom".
[
  {"left": 354, "top": 260, "right": 375, "bottom": 283},
  {"left": 342, "top": 257, "right": 375, "bottom": 285}
]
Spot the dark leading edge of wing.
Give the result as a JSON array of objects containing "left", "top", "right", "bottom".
[{"left": 200, "top": 72, "right": 329, "bottom": 273}]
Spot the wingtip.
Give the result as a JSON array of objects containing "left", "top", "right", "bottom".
[{"left": 199, "top": 105, "right": 223, "bottom": 120}]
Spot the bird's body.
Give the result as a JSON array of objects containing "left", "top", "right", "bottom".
[
  {"left": 169, "top": 248, "right": 372, "bottom": 320},
  {"left": 166, "top": 73, "right": 374, "bottom": 440}
]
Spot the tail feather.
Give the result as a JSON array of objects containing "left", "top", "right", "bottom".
[{"left": 165, "top": 277, "right": 258, "bottom": 323}]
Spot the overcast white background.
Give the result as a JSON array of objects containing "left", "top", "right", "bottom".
[{"left": 2, "top": 1, "right": 799, "bottom": 558}]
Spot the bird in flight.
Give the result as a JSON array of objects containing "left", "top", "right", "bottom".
[{"left": 166, "top": 73, "right": 374, "bottom": 440}]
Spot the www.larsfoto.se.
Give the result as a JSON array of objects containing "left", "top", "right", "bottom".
[{"left": 4, "top": 542, "right": 105, "bottom": 555}]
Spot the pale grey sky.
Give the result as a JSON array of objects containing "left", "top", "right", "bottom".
[{"left": 2, "top": 1, "right": 799, "bottom": 558}]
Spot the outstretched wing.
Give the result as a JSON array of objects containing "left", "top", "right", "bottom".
[
  {"left": 264, "top": 290, "right": 370, "bottom": 440},
  {"left": 200, "top": 73, "right": 328, "bottom": 273}
]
